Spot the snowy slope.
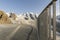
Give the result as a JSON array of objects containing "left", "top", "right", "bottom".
[
  {"left": 16, "top": 12, "right": 37, "bottom": 27},
  {"left": 5, "top": 12, "right": 37, "bottom": 27}
]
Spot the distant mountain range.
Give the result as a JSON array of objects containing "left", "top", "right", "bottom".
[
  {"left": 0, "top": 10, "right": 60, "bottom": 33},
  {"left": 6, "top": 12, "right": 37, "bottom": 20},
  {"left": 6, "top": 12, "right": 38, "bottom": 27}
]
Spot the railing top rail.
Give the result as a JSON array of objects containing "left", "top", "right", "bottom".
[{"left": 38, "top": 0, "right": 57, "bottom": 17}]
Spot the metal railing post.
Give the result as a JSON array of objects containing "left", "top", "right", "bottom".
[
  {"left": 53, "top": 0, "right": 57, "bottom": 40},
  {"left": 46, "top": 8, "right": 49, "bottom": 40},
  {"left": 48, "top": 6, "right": 51, "bottom": 40}
]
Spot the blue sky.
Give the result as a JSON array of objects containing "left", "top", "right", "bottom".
[
  {"left": 56, "top": 0, "right": 59, "bottom": 16},
  {"left": 0, "top": 0, "right": 59, "bottom": 15}
]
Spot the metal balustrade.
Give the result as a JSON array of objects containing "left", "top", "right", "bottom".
[{"left": 38, "top": 0, "right": 57, "bottom": 40}]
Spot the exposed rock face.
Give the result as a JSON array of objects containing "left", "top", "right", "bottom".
[
  {"left": 0, "top": 11, "right": 12, "bottom": 24},
  {"left": 9, "top": 13, "right": 17, "bottom": 20}
]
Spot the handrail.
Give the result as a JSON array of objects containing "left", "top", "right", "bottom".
[{"left": 38, "top": 0, "right": 57, "bottom": 17}]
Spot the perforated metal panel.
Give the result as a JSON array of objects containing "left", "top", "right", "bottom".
[
  {"left": 38, "top": 10, "right": 49, "bottom": 40},
  {"left": 38, "top": 0, "right": 57, "bottom": 40}
]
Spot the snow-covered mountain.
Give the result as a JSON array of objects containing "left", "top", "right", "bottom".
[
  {"left": 6, "top": 12, "right": 37, "bottom": 27},
  {"left": 17, "top": 12, "right": 37, "bottom": 27}
]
